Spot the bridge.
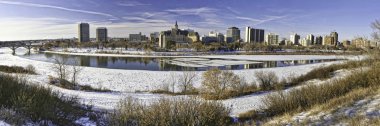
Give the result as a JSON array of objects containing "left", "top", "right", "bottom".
[{"left": 0, "top": 40, "right": 45, "bottom": 55}]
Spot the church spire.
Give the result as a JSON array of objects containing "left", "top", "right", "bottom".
[{"left": 175, "top": 21, "right": 178, "bottom": 29}]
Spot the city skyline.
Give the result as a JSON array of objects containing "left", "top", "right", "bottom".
[{"left": 0, "top": 0, "right": 379, "bottom": 41}]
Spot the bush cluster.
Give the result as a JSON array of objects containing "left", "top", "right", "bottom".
[
  {"left": 48, "top": 76, "right": 111, "bottom": 92},
  {"left": 109, "top": 97, "right": 232, "bottom": 126},
  {"left": 0, "top": 74, "right": 87, "bottom": 125},
  {"left": 262, "top": 61, "right": 380, "bottom": 117},
  {"left": 0, "top": 65, "right": 36, "bottom": 74}
]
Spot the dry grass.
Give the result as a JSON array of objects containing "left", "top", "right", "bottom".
[
  {"left": 0, "top": 74, "right": 89, "bottom": 125},
  {"left": 238, "top": 55, "right": 380, "bottom": 123},
  {"left": 0, "top": 65, "right": 36, "bottom": 74},
  {"left": 109, "top": 97, "right": 232, "bottom": 126},
  {"left": 263, "top": 84, "right": 379, "bottom": 126},
  {"left": 48, "top": 76, "right": 111, "bottom": 92}
]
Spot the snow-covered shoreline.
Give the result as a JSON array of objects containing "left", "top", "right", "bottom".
[
  {"left": 0, "top": 47, "right": 357, "bottom": 116},
  {"left": 43, "top": 48, "right": 350, "bottom": 60}
]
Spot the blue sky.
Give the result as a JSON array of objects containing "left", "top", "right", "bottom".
[{"left": 0, "top": 0, "right": 379, "bottom": 41}]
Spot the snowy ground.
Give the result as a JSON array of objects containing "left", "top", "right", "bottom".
[
  {"left": 267, "top": 85, "right": 380, "bottom": 125},
  {"left": 0, "top": 120, "right": 10, "bottom": 126},
  {"left": 0, "top": 47, "right": 358, "bottom": 116}
]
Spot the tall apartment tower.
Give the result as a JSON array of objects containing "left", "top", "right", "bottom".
[
  {"left": 331, "top": 32, "right": 338, "bottom": 46},
  {"left": 265, "top": 33, "right": 279, "bottom": 45},
  {"left": 78, "top": 23, "right": 90, "bottom": 42},
  {"left": 315, "top": 36, "right": 323, "bottom": 45},
  {"left": 96, "top": 27, "right": 108, "bottom": 42},
  {"left": 290, "top": 33, "right": 300, "bottom": 45},
  {"left": 306, "top": 34, "right": 315, "bottom": 45},
  {"left": 245, "top": 27, "right": 265, "bottom": 44},
  {"left": 323, "top": 35, "right": 333, "bottom": 45},
  {"left": 226, "top": 27, "right": 240, "bottom": 43}
]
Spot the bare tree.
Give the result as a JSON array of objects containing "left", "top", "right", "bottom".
[
  {"left": 71, "top": 59, "right": 83, "bottom": 86},
  {"left": 178, "top": 71, "right": 197, "bottom": 93},
  {"left": 372, "top": 20, "right": 380, "bottom": 47},
  {"left": 160, "top": 72, "right": 177, "bottom": 93},
  {"left": 51, "top": 57, "right": 69, "bottom": 81}
]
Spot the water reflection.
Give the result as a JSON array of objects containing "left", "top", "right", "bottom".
[{"left": 20, "top": 53, "right": 342, "bottom": 71}]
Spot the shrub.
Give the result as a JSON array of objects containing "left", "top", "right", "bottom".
[
  {"left": 109, "top": 97, "right": 232, "bottom": 126},
  {"left": 48, "top": 76, "right": 111, "bottom": 92},
  {"left": 25, "top": 64, "right": 36, "bottom": 74},
  {"left": 0, "top": 65, "right": 35, "bottom": 74},
  {"left": 201, "top": 68, "right": 241, "bottom": 99},
  {"left": 255, "top": 71, "right": 279, "bottom": 90},
  {"left": 261, "top": 62, "right": 380, "bottom": 118},
  {"left": 0, "top": 74, "right": 87, "bottom": 125}
]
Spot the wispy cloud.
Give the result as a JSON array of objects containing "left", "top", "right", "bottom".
[
  {"left": 166, "top": 7, "right": 217, "bottom": 15},
  {"left": 226, "top": 6, "right": 240, "bottom": 15},
  {"left": 0, "top": 17, "right": 77, "bottom": 40},
  {"left": 117, "top": 1, "right": 151, "bottom": 7},
  {"left": 166, "top": 7, "right": 221, "bottom": 25},
  {"left": 123, "top": 16, "right": 168, "bottom": 24},
  {"left": 0, "top": 1, "right": 118, "bottom": 19},
  {"left": 236, "top": 15, "right": 287, "bottom": 25}
]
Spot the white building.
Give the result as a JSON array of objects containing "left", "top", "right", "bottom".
[
  {"left": 265, "top": 33, "right": 279, "bottom": 45},
  {"left": 306, "top": 34, "right": 314, "bottom": 45},
  {"left": 290, "top": 33, "right": 300, "bottom": 45},
  {"left": 300, "top": 38, "right": 311, "bottom": 46}
]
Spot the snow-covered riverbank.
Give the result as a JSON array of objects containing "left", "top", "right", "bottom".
[{"left": 0, "top": 47, "right": 358, "bottom": 116}]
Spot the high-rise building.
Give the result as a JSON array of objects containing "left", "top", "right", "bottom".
[
  {"left": 78, "top": 23, "right": 90, "bottom": 42},
  {"left": 300, "top": 38, "right": 311, "bottom": 46},
  {"left": 352, "top": 37, "right": 370, "bottom": 48},
  {"left": 306, "top": 34, "right": 315, "bottom": 45},
  {"left": 201, "top": 31, "right": 225, "bottom": 44},
  {"left": 342, "top": 40, "right": 351, "bottom": 47},
  {"left": 96, "top": 27, "right": 107, "bottom": 42},
  {"left": 245, "top": 27, "right": 265, "bottom": 44},
  {"left": 315, "top": 36, "right": 323, "bottom": 45},
  {"left": 129, "top": 32, "right": 148, "bottom": 42},
  {"left": 322, "top": 32, "right": 339, "bottom": 46},
  {"left": 290, "top": 33, "right": 300, "bottom": 45},
  {"left": 150, "top": 32, "right": 160, "bottom": 43},
  {"left": 226, "top": 27, "right": 240, "bottom": 43},
  {"left": 209, "top": 31, "right": 225, "bottom": 43},
  {"left": 331, "top": 32, "right": 338, "bottom": 46},
  {"left": 323, "top": 35, "right": 332, "bottom": 45},
  {"left": 265, "top": 33, "right": 279, "bottom": 45}
]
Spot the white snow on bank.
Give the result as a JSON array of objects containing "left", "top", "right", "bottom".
[
  {"left": 75, "top": 117, "right": 96, "bottom": 126},
  {"left": 0, "top": 120, "right": 10, "bottom": 126},
  {"left": 0, "top": 47, "right": 357, "bottom": 116},
  {"left": 44, "top": 48, "right": 359, "bottom": 60}
]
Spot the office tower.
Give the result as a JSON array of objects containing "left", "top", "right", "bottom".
[
  {"left": 300, "top": 37, "right": 311, "bottom": 46},
  {"left": 290, "top": 33, "right": 300, "bottom": 45},
  {"left": 323, "top": 35, "right": 332, "bottom": 45},
  {"left": 306, "top": 34, "right": 315, "bottom": 45},
  {"left": 245, "top": 27, "right": 265, "bottom": 44},
  {"left": 96, "top": 27, "right": 107, "bottom": 42},
  {"left": 331, "top": 32, "right": 338, "bottom": 46},
  {"left": 150, "top": 32, "right": 160, "bottom": 43},
  {"left": 226, "top": 27, "right": 240, "bottom": 43},
  {"left": 78, "top": 23, "right": 90, "bottom": 42},
  {"left": 265, "top": 33, "right": 279, "bottom": 45},
  {"left": 315, "top": 36, "right": 323, "bottom": 45}
]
